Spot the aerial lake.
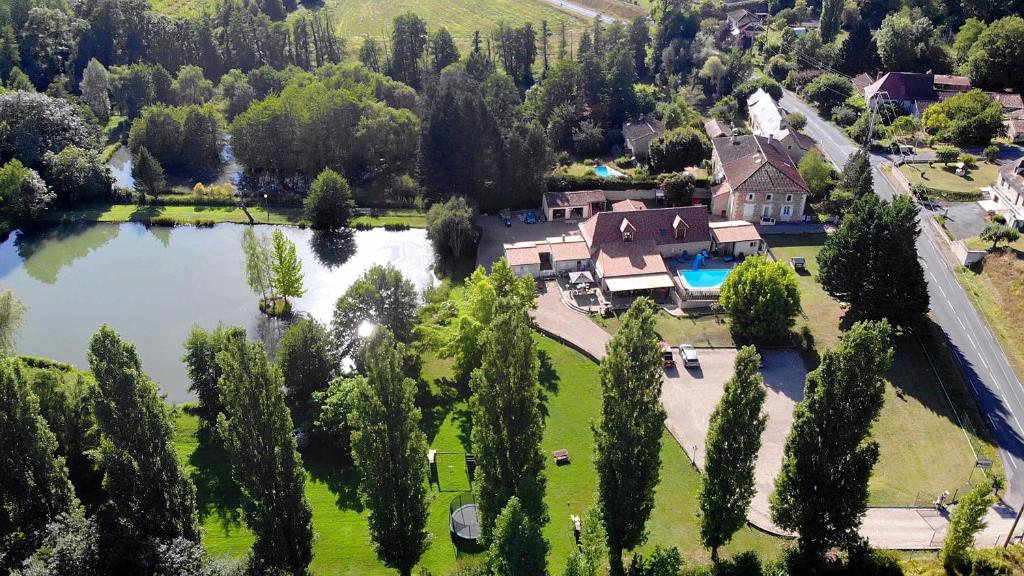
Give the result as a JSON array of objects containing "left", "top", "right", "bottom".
[{"left": 0, "top": 223, "right": 436, "bottom": 402}]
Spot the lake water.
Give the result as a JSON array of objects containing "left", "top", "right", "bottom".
[
  {"left": 107, "top": 139, "right": 243, "bottom": 190},
  {"left": 0, "top": 223, "right": 436, "bottom": 402}
]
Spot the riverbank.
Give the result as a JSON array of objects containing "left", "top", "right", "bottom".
[{"left": 44, "top": 204, "right": 427, "bottom": 228}]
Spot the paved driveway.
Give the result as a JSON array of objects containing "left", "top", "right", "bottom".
[
  {"left": 931, "top": 201, "right": 988, "bottom": 240},
  {"left": 477, "top": 214, "right": 585, "bottom": 270},
  {"left": 661, "top": 348, "right": 807, "bottom": 534}
]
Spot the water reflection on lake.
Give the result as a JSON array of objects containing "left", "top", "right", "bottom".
[{"left": 0, "top": 223, "right": 435, "bottom": 402}]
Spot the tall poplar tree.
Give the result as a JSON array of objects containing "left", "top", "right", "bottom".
[
  {"left": 820, "top": 0, "right": 842, "bottom": 43},
  {"left": 699, "top": 346, "right": 767, "bottom": 561},
  {"left": 349, "top": 328, "right": 429, "bottom": 576},
  {"left": 87, "top": 327, "right": 199, "bottom": 572},
  {"left": 471, "top": 298, "right": 546, "bottom": 540},
  {"left": 0, "top": 358, "right": 76, "bottom": 571},
  {"left": 488, "top": 496, "right": 548, "bottom": 576},
  {"left": 217, "top": 335, "right": 314, "bottom": 575},
  {"left": 593, "top": 298, "right": 665, "bottom": 575},
  {"left": 770, "top": 320, "right": 893, "bottom": 565}
]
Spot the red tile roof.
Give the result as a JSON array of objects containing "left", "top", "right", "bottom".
[
  {"left": 711, "top": 222, "right": 762, "bottom": 244},
  {"left": 550, "top": 240, "right": 591, "bottom": 262},
  {"left": 990, "top": 92, "right": 1024, "bottom": 110},
  {"left": 595, "top": 241, "right": 670, "bottom": 277},
  {"left": 622, "top": 116, "right": 667, "bottom": 144},
  {"left": 580, "top": 206, "right": 711, "bottom": 250},
  {"left": 716, "top": 135, "right": 809, "bottom": 195},
  {"left": 933, "top": 74, "right": 972, "bottom": 90},
  {"left": 505, "top": 246, "right": 540, "bottom": 266},
  {"left": 864, "top": 72, "right": 937, "bottom": 102}
]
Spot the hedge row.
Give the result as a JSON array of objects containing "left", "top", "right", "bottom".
[
  {"left": 546, "top": 174, "right": 711, "bottom": 191},
  {"left": 920, "top": 187, "right": 983, "bottom": 202}
]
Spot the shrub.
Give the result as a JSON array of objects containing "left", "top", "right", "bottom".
[
  {"left": 148, "top": 215, "right": 177, "bottom": 227},
  {"left": 785, "top": 112, "right": 807, "bottom": 130},
  {"left": 720, "top": 256, "right": 801, "bottom": 344},
  {"left": 382, "top": 223, "right": 410, "bottom": 231},
  {"left": 648, "top": 128, "right": 711, "bottom": 174},
  {"left": 831, "top": 106, "right": 858, "bottom": 127},
  {"left": 922, "top": 89, "right": 1005, "bottom": 147},
  {"left": 992, "top": 213, "right": 1007, "bottom": 225},
  {"left": 303, "top": 168, "right": 355, "bottom": 230},
  {"left": 959, "top": 153, "right": 977, "bottom": 168},
  {"left": 984, "top": 144, "right": 1000, "bottom": 163},
  {"left": 194, "top": 219, "right": 215, "bottom": 228},
  {"left": 426, "top": 196, "right": 478, "bottom": 259},
  {"left": 936, "top": 145, "right": 961, "bottom": 164}
]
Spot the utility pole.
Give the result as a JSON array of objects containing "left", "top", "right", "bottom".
[{"left": 1005, "top": 502, "right": 1024, "bottom": 548}]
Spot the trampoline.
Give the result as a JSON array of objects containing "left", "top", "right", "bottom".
[{"left": 449, "top": 493, "right": 481, "bottom": 545}]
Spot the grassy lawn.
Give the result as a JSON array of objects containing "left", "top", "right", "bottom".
[
  {"left": 900, "top": 162, "right": 998, "bottom": 198},
  {"left": 597, "top": 233, "right": 1001, "bottom": 506},
  {"left": 956, "top": 250, "right": 1024, "bottom": 379},
  {"left": 44, "top": 204, "right": 426, "bottom": 228},
  {"left": 173, "top": 334, "right": 786, "bottom": 574}
]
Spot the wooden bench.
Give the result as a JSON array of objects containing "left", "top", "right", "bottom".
[
  {"left": 553, "top": 449, "right": 570, "bottom": 464},
  {"left": 790, "top": 257, "right": 806, "bottom": 271}
]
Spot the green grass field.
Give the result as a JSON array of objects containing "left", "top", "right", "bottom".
[
  {"left": 173, "top": 335, "right": 785, "bottom": 574},
  {"left": 45, "top": 204, "right": 427, "bottom": 229},
  {"left": 900, "top": 162, "right": 998, "bottom": 197}
]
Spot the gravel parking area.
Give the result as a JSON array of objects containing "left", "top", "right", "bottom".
[
  {"left": 661, "top": 348, "right": 807, "bottom": 532},
  {"left": 476, "top": 214, "right": 586, "bottom": 270}
]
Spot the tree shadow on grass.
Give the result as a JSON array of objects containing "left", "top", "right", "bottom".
[
  {"left": 189, "top": 438, "right": 245, "bottom": 530},
  {"left": 303, "top": 443, "right": 364, "bottom": 512},
  {"left": 420, "top": 376, "right": 460, "bottom": 443},
  {"left": 537, "top": 349, "right": 560, "bottom": 418},
  {"left": 453, "top": 404, "right": 474, "bottom": 451}
]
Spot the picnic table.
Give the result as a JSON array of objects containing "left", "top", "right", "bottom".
[{"left": 553, "top": 449, "right": 570, "bottom": 464}]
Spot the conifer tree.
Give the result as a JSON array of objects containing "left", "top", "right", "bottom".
[
  {"left": 488, "top": 496, "right": 548, "bottom": 576},
  {"left": 594, "top": 298, "right": 665, "bottom": 575},
  {"left": 271, "top": 228, "right": 305, "bottom": 305},
  {"left": 350, "top": 328, "right": 429, "bottom": 576}
]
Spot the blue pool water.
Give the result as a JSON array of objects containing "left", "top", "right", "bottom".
[
  {"left": 595, "top": 165, "right": 618, "bottom": 178},
  {"left": 679, "top": 269, "right": 732, "bottom": 289}
]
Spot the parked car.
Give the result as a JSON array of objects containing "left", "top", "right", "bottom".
[
  {"left": 679, "top": 344, "right": 699, "bottom": 367},
  {"left": 525, "top": 210, "right": 538, "bottom": 224},
  {"left": 504, "top": 217, "right": 512, "bottom": 227},
  {"left": 661, "top": 342, "right": 675, "bottom": 368}
]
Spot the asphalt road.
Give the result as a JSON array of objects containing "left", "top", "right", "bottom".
[{"left": 781, "top": 91, "right": 1024, "bottom": 500}]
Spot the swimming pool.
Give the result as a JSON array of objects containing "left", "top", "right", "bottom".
[
  {"left": 678, "top": 269, "right": 732, "bottom": 289},
  {"left": 595, "top": 165, "right": 623, "bottom": 178}
]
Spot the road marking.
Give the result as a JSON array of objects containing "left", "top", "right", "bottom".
[
  {"left": 967, "top": 333, "right": 978, "bottom": 350},
  {"left": 957, "top": 317, "right": 966, "bottom": 330}
]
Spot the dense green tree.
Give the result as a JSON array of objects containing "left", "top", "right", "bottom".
[
  {"left": 563, "top": 503, "right": 607, "bottom": 576},
  {"left": 0, "top": 159, "right": 54, "bottom": 225},
  {"left": 802, "top": 73, "right": 853, "bottom": 118},
  {"left": 628, "top": 17, "right": 650, "bottom": 79},
  {"left": 606, "top": 46, "right": 638, "bottom": 125},
  {"left": 172, "top": 65, "right": 214, "bottom": 105},
  {"left": 43, "top": 146, "right": 113, "bottom": 206},
  {"left": 771, "top": 320, "right": 893, "bottom": 564},
  {"left": 647, "top": 127, "right": 710, "bottom": 173},
  {"left": 218, "top": 69, "right": 255, "bottom": 121},
  {"left": 798, "top": 150, "right": 835, "bottom": 199},
  {"left": 0, "top": 359, "right": 76, "bottom": 571},
  {"left": 389, "top": 12, "right": 428, "bottom": 89},
  {"left": 312, "top": 375, "right": 357, "bottom": 451},
  {"left": 965, "top": 16, "right": 1024, "bottom": 93},
  {"left": 18, "top": 512, "right": 99, "bottom": 576},
  {"left": 153, "top": 537, "right": 222, "bottom": 576},
  {"left": 594, "top": 298, "right": 665, "bottom": 575},
  {"left": 131, "top": 147, "right": 165, "bottom": 198},
  {"left": 720, "top": 257, "right": 801, "bottom": 344},
  {"left": 87, "top": 327, "right": 199, "bottom": 572},
  {"left": 0, "top": 290, "right": 24, "bottom": 356},
  {"left": 182, "top": 325, "right": 244, "bottom": 438},
  {"left": 820, "top": 0, "right": 842, "bottom": 43},
  {"left": 304, "top": 168, "right": 355, "bottom": 230},
  {"left": 425, "top": 195, "right": 478, "bottom": 260},
  {"left": 429, "top": 27, "right": 460, "bottom": 72},
  {"left": 979, "top": 222, "right": 1020, "bottom": 250},
  {"left": 839, "top": 149, "right": 873, "bottom": 198},
  {"left": 349, "top": 328, "right": 429, "bottom": 576},
  {"left": 488, "top": 496, "right": 549, "bottom": 576},
  {"left": 936, "top": 145, "right": 961, "bottom": 165},
  {"left": 19, "top": 6, "right": 87, "bottom": 88},
  {"left": 332, "top": 264, "right": 419, "bottom": 355},
  {"left": 471, "top": 298, "right": 546, "bottom": 539},
  {"left": 921, "top": 89, "right": 1004, "bottom": 147},
  {"left": 277, "top": 318, "right": 334, "bottom": 429},
  {"left": 129, "top": 105, "right": 223, "bottom": 175},
  {"left": 624, "top": 546, "right": 683, "bottom": 576},
  {"left": 875, "top": 11, "right": 948, "bottom": 73},
  {"left": 110, "top": 63, "right": 156, "bottom": 118},
  {"left": 656, "top": 172, "right": 695, "bottom": 205},
  {"left": 359, "top": 37, "right": 383, "bottom": 73},
  {"left": 217, "top": 335, "right": 314, "bottom": 575},
  {"left": 817, "top": 195, "right": 929, "bottom": 325},
  {"left": 837, "top": 19, "right": 878, "bottom": 75},
  {"left": 80, "top": 59, "right": 111, "bottom": 123},
  {"left": 953, "top": 18, "right": 986, "bottom": 64},
  {"left": 0, "top": 91, "right": 96, "bottom": 169},
  {"left": 270, "top": 229, "right": 304, "bottom": 305},
  {"left": 241, "top": 227, "right": 275, "bottom": 304},
  {"left": 699, "top": 347, "right": 767, "bottom": 561},
  {"left": 941, "top": 479, "right": 995, "bottom": 570}
]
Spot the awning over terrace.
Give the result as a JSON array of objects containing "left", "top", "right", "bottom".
[{"left": 604, "top": 273, "right": 675, "bottom": 293}]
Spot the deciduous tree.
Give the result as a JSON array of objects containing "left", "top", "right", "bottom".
[
  {"left": 241, "top": 227, "right": 274, "bottom": 303},
  {"left": 471, "top": 298, "right": 546, "bottom": 539},
  {"left": 131, "top": 147, "right": 165, "bottom": 198},
  {"left": 941, "top": 480, "right": 996, "bottom": 570},
  {"left": 271, "top": 229, "right": 305, "bottom": 305},
  {"left": 80, "top": 59, "right": 110, "bottom": 123},
  {"left": 771, "top": 320, "right": 893, "bottom": 564},
  {"left": 182, "top": 325, "right": 244, "bottom": 438},
  {"left": 647, "top": 127, "right": 710, "bottom": 173},
  {"left": 332, "top": 264, "right": 418, "bottom": 355},
  {"left": 349, "top": 328, "right": 429, "bottom": 576},
  {"left": 304, "top": 168, "right": 355, "bottom": 230},
  {"left": 217, "top": 335, "right": 314, "bottom": 575},
  {"left": 0, "top": 358, "right": 76, "bottom": 571},
  {"left": 277, "top": 318, "right": 335, "bottom": 430},
  {"left": 426, "top": 195, "right": 479, "bottom": 259},
  {"left": 0, "top": 159, "right": 55, "bottom": 224},
  {"left": 798, "top": 150, "right": 835, "bottom": 199},
  {"left": 699, "top": 346, "right": 767, "bottom": 560},
  {"left": 965, "top": 16, "right": 1024, "bottom": 93},
  {"left": 979, "top": 222, "right": 1020, "bottom": 250},
  {"left": 87, "top": 326, "right": 199, "bottom": 572},
  {"left": 720, "top": 256, "right": 801, "bottom": 344},
  {"left": 0, "top": 290, "right": 25, "bottom": 356},
  {"left": 594, "top": 298, "right": 665, "bottom": 575},
  {"left": 488, "top": 496, "right": 548, "bottom": 576}
]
